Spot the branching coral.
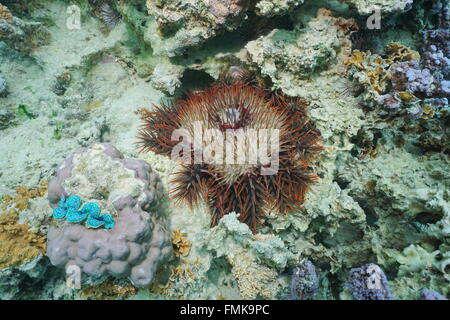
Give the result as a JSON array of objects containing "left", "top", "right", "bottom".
[
  {"left": 137, "top": 68, "right": 323, "bottom": 233},
  {"left": 344, "top": 43, "right": 421, "bottom": 96}
]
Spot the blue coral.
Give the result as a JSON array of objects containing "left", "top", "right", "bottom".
[{"left": 52, "top": 196, "right": 115, "bottom": 229}]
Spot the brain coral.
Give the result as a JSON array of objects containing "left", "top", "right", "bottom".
[{"left": 46, "top": 143, "right": 172, "bottom": 287}]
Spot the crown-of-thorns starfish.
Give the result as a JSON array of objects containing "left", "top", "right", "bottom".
[{"left": 137, "top": 67, "right": 323, "bottom": 233}]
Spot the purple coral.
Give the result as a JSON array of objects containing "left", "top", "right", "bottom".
[
  {"left": 290, "top": 260, "right": 319, "bottom": 300},
  {"left": 420, "top": 289, "right": 446, "bottom": 300},
  {"left": 422, "top": 29, "right": 450, "bottom": 75},
  {"left": 46, "top": 143, "right": 172, "bottom": 287},
  {"left": 347, "top": 263, "right": 392, "bottom": 300},
  {"left": 390, "top": 61, "right": 435, "bottom": 95},
  {"left": 374, "top": 3, "right": 449, "bottom": 118}
]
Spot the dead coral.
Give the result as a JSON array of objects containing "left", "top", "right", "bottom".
[
  {"left": 0, "top": 181, "right": 48, "bottom": 270},
  {"left": 0, "top": 211, "right": 46, "bottom": 270},
  {"left": 80, "top": 279, "right": 138, "bottom": 300},
  {"left": 0, "top": 181, "right": 48, "bottom": 214},
  {"left": 149, "top": 258, "right": 201, "bottom": 299},
  {"left": 228, "top": 248, "right": 278, "bottom": 299}
]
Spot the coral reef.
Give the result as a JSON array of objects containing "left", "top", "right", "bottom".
[
  {"left": 0, "top": 0, "right": 448, "bottom": 301},
  {"left": 346, "top": 263, "right": 392, "bottom": 300},
  {"left": 0, "top": 181, "right": 65, "bottom": 300},
  {"left": 247, "top": 9, "right": 355, "bottom": 86},
  {"left": 46, "top": 143, "right": 172, "bottom": 287},
  {"left": 1, "top": 181, "right": 48, "bottom": 214},
  {"left": 201, "top": 212, "right": 294, "bottom": 299},
  {"left": 345, "top": 3, "right": 450, "bottom": 119},
  {"left": 345, "top": 43, "right": 449, "bottom": 118},
  {"left": 145, "top": 0, "right": 249, "bottom": 57},
  {"left": 0, "top": 4, "right": 13, "bottom": 23}
]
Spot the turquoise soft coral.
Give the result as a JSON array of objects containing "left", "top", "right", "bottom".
[{"left": 52, "top": 196, "right": 115, "bottom": 229}]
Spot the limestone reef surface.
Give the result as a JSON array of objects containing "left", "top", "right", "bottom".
[{"left": 0, "top": 0, "right": 448, "bottom": 300}]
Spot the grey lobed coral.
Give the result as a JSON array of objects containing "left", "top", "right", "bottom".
[
  {"left": 290, "top": 260, "right": 319, "bottom": 300},
  {"left": 347, "top": 263, "right": 392, "bottom": 300},
  {"left": 46, "top": 143, "right": 172, "bottom": 287}
]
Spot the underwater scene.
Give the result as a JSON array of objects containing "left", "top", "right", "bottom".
[{"left": 0, "top": 0, "right": 448, "bottom": 301}]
